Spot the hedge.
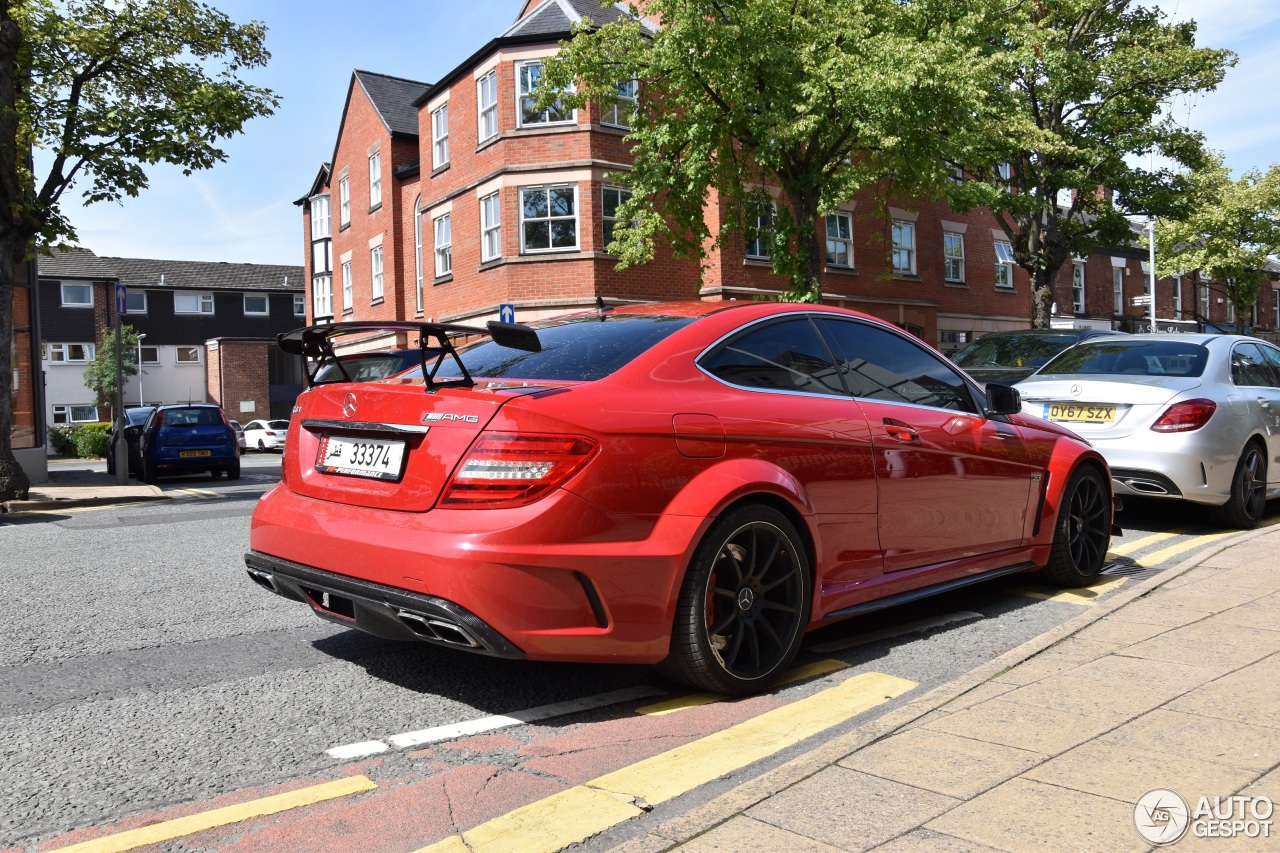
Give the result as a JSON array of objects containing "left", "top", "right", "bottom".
[{"left": 47, "top": 422, "right": 113, "bottom": 458}]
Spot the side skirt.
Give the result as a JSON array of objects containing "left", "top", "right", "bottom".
[{"left": 821, "top": 562, "right": 1037, "bottom": 622}]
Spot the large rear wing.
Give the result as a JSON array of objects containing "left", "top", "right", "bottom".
[{"left": 278, "top": 320, "right": 541, "bottom": 392}]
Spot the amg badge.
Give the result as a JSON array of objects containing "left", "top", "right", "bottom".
[{"left": 422, "top": 412, "right": 480, "bottom": 424}]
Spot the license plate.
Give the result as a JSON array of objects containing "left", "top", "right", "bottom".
[
  {"left": 316, "top": 434, "right": 406, "bottom": 481},
  {"left": 179, "top": 450, "right": 212, "bottom": 457},
  {"left": 1044, "top": 403, "right": 1116, "bottom": 423}
]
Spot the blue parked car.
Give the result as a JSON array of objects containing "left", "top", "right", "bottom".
[{"left": 138, "top": 404, "right": 240, "bottom": 483}]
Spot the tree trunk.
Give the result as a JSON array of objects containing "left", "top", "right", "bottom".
[
  {"left": 783, "top": 185, "right": 822, "bottom": 303},
  {"left": 0, "top": 235, "right": 31, "bottom": 502}
]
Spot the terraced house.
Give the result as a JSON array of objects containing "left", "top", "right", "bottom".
[{"left": 297, "top": 0, "right": 1280, "bottom": 353}]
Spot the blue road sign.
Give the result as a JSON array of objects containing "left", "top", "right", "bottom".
[
  {"left": 115, "top": 284, "right": 128, "bottom": 315},
  {"left": 499, "top": 303, "right": 515, "bottom": 324}
]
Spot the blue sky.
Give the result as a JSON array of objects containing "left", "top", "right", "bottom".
[{"left": 57, "top": 0, "right": 1280, "bottom": 267}]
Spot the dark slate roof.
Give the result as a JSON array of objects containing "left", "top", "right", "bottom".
[
  {"left": 107, "top": 257, "right": 303, "bottom": 292},
  {"left": 353, "top": 70, "right": 432, "bottom": 137},
  {"left": 504, "top": 0, "right": 652, "bottom": 37},
  {"left": 36, "top": 246, "right": 116, "bottom": 280}
]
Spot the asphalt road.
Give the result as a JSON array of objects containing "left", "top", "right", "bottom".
[{"left": 1, "top": 457, "right": 1273, "bottom": 851}]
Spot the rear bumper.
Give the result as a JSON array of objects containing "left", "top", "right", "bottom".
[
  {"left": 1090, "top": 434, "right": 1236, "bottom": 506},
  {"left": 248, "top": 484, "right": 706, "bottom": 663}
]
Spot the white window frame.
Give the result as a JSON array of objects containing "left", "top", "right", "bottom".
[
  {"left": 434, "top": 213, "right": 452, "bottom": 276},
  {"left": 825, "top": 212, "right": 853, "bottom": 269},
  {"left": 310, "top": 194, "right": 331, "bottom": 240},
  {"left": 995, "top": 241, "right": 1017, "bottom": 290},
  {"left": 371, "top": 246, "right": 384, "bottom": 301},
  {"left": 477, "top": 70, "right": 498, "bottom": 142},
  {"left": 1112, "top": 266, "right": 1124, "bottom": 315},
  {"left": 1172, "top": 275, "right": 1183, "bottom": 317},
  {"left": 892, "top": 220, "right": 915, "bottom": 275},
  {"left": 516, "top": 60, "right": 574, "bottom": 128},
  {"left": 60, "top": 283, "right": 93, "bottom": 307},
  {"left": 175, "top": 346, "right": 202, "bottom": 364},
  {"left": 293, "top": 294, "right": 306, "bottom": 317},
  {"left": 602, "top": 79, "right": 638, "bottom": 129},
  {"left": 46, "top": 342, "right": 95, "bottom": 363},
  {"left": 139, "top": 346, "right": 160, "bottom": 364},
  {"left": 313, "top": 274, "right": 333, "bottom": 321},
  {"left": 520, "top": 185, "right": 579, "bottom": 254},
  {"left": 481, "top": 191, "right": 502, "bottom": 262},
  {"left": 602, "top": 186, "right": 632, "bottom": 253},
  {"left": 414, "top": 200, "right": 425, "bottom": 312},
  {"left": 745, "top": 204, "right": 775, "bottom": 260},
  {"left": 432, "top": 104, "right": 449, "bottom": 169},
  {"left": 341, "top": 261, "right": 353, "bottom": 312},
  {"left": 943, "top": 232, "right": 965, "bottom": 282},
  {"left": 125, "top": 291, "right": 148, "bottom": 314},
  {"left": 1072, "top": 261, "right": 1086, "bottom": 312},
  {"left": 1201, "top": 282, "right": 1211, "bottom": 319},
  {"left": 52, "top": 404, "right": 99, "bottom": 424},
  {"left": 243, "top": 294, "right": 269, "bottom": 316},
  {"left": 368, "top": 150, "right": 382, "bottom": 209},
  {"left": 174, "top": 292, "right": 215, "bottom": 315},
  {"left": 339, "top": 175, "right": 350, "bottom": 227}
]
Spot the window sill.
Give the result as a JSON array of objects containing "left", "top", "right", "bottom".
[
  {"left": 824, "top": 266, "right": 858, "bottom": 276},
  {"left": 430, "top": 163, "right": 450, "bottom": 178},
  {"left": 339, "top": 223, "right": 350, "bottom": 232},
  {"left": 993, "top": 285, "right": 1016, "bottom": 293},
  {"left": 342, "top": 308, "right": 354, "bottom": 316},
  {"left": 944, "top": 281, "right": 968, "bottom": 288},
  {"left": 433, "top": 274, "right": 453, "bottom": 286},
  {"left": 743, "top": 258, "right": 772, "bottom": 267},
  {"left": 368, "top": 203, "right": 382, "bottom": 214},
  {"left": 371, "top": 298, "right": 384, "bottom": 306},
  {"left": 892, "top": 273, "right": 920, "bottom": 281},
  {"left": 479, "top": 257, "right": 503, "bottom": 271}
]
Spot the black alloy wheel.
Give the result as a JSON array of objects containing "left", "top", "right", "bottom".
[
  {"left": 1211, "top": 444, "right": 1267, "bottom": 529},
  {"left": 1044, "top": 466, "right": 1110, "bottom": 587},
  {"left": 663, "top": 505, "right": 811, "bottom": 694}
]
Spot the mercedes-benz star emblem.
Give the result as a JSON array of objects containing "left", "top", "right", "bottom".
[
  {"left": 737, "top": 588, "right": 755, "bottom": 611},
  {"left": 1070, "top": 383, "right": 1082, "bottom": 397},
  {"left": 342, "top": 392, "right": 358, "bottom": 418}
]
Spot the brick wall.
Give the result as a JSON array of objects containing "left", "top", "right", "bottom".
[{"left": 206, "top": 341, "right": 270, "bottom": 420}]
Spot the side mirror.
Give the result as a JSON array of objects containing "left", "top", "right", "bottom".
[
  {"left": 125, "top": 425, "right": 143, "bottom": 438},
  {"left": 984, "top": 382, "right": 1022, "bottom": 416}
]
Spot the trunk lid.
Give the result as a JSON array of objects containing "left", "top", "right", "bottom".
[
  {"left": 287, "top": 382, "right": 513, "bottom": 512},
  {"left": 1015, "top": 375, "right": 1202, "bottom": 439}
]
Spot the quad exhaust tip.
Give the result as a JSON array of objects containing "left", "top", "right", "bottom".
[{"left": 395, "top": 610, "right": 482, "bottom": 648}]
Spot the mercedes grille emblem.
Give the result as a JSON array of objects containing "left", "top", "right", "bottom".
[{"left": 342, "top": 392, "right": 358, "bottom": 418}]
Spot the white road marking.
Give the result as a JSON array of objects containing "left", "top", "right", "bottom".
[
  {"left": 325, "top": 686, "right": 669, "bottom": 758},
  {"left": 807, "top": 611, "right": 984, "bottom": 653}
]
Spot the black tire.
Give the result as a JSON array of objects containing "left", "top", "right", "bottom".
[
  {"left": 211, "top": 469, "right": 224, "bottom": 480},
  {"left": 228, "top": 462, "right": 241, "bottom": 481},
  {"left": 1209, "top": 443, "right": 1267, "bottom": 530},
  {"left": 141, "top": 459, "right": 158, "bottom": 485},
  {"left": 661, "top": 505, "right": 811, "bottom": 695},
  {"left": 257, "top": 439, "right": 265, "bottom": 452},
  {"left": 1043, "top": 465, "right": 1111, "bottom": 587}
]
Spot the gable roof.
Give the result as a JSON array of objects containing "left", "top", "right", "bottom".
[
  {"left": 504, "top": 0, "right": 653, "bottom": 37},
  {"left": 353, "top": 70, "right": 433, "bottom": 137},
  {"left": 107, "top": 257, "right": 304, "bottom": 292},
  {"left": 294, "top": 162, "right": 332, "bottom": 206},
  {"left": 36, "top": 246, "right": 116, "bottom": 280}
]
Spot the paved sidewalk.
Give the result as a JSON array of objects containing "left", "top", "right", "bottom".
[
  {"left": 616, "top": 527, "right": 1280, "bottom": 852},
  {"left": 1, "top": 460, "right": 166, "bottom": 513}
]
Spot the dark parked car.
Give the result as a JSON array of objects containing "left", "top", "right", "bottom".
[
  {"left": 138, "top": 404, "right": 240, "bottom": 482},
  {"left": 952, "top": 328, "right": 1125, "bottom": 384},
  {"left": 106, "top": 406, "right": 156, "bottom": 476}
]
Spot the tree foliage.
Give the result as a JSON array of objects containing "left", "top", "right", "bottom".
[
  {"left": 1153, "top": 155, "right": 1280, "bottom": 333},
  {"left": 947, "top": 0, "right": 1233, "bottom": 328},
  {"left": 82, "top": 323, "right": 140, "bottom": 408},
  {"left": 0, "top": 0, "right": 277, "bottom": 501},
  {"left": 539, "top": 0, "right": 1000, "bottom": 302}
]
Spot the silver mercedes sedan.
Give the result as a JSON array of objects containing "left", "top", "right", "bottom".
[{"left": 1015, "top": 333, "right": 1280, "bottom": 528}]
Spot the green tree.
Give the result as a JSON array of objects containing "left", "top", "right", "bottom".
[
  {"left": 1153, "top": 156, "right": 1280, "bottom": 333},
  {"left": 947, "top": 0, "right": 1233, "bottom": 328},
  {"left": 0, "top": 0, "right": 277, "bottom": 500},
  {"left": 538, "top": 0, "right": 999, "bottom": 303},
  {"left": 82, "top": 323, "right": 140, "bottom": 410}
]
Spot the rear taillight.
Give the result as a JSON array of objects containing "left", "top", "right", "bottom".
[
  {"left": 1151, "top": 398, "right": 1217, "bottom": 432},
  {"left": 218, "top": 409, "right": 232, "bottom": 428},
  {"left": 440, "top": 432, "right": 598, "bottom": 508},
  {"left": 153, "top": 410, "right": 166, "bottom": 429},
  {"left": 265, "top": 431, "right": 277, "bottom": 436}
]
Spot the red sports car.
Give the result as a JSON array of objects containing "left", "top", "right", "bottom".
[{"left": 246, "top": 302, "right": 1113, "bottom": 694}]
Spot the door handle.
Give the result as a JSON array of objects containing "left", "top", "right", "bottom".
[
  {"left": 1258, "top": 397, "right": 1272, "bottom": 410},
  {"left": 882, "top": 419, "right": 919, "bottom": 443}
]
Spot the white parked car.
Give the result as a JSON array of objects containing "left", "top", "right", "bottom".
[
  {"left": 241, "top": 419, "right": 290, "bottom": 452},
  {"left": 1016, "top": 333, "right": 1280, "bottom": 528}
]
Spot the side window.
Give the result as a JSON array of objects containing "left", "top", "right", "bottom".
[
  {"left": 1261, "top": 344, "right": 1280, "bottom": 386},
  {"left": 1232, "top": 343, "right": 1275, "bottom": 387},
  {"left": 816, "top": 318, "right": 978, "bottom": 413},
  {"left": 699, "top": 317, "right": 845, "bottom": 396}
]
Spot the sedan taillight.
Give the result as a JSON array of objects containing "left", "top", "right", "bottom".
[
  {"left": 1151, "top": 398, "right": 1217, "bottom": 433},
  {"left": 440, "top": 433, "right": 598, "bottom": 508}
]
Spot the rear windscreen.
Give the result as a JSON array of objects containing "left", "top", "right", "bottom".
[
  {"left": 953, "top": 334, "right": 1080, "bottom": 368},
  {"left": 162, "top": 408, "right": 223, "bottom": 427},
  {"left": 1037, "top": 341, "right": 1209, "bottom": 377},
  {"left": 403, "top": 315, "right": 697, "bottom": 382}
]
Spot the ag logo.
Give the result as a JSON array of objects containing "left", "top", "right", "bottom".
[{"left": 1135, "top": 789, "right": 1190, "bottom": 845}]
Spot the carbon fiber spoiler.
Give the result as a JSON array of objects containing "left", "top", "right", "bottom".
[{"left": 278, "top": 320, "right": 541, "bottom": 392}]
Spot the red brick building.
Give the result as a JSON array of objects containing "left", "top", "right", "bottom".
[{"left": 298, "top": 0, "right": 1280, "bottom": 352}]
